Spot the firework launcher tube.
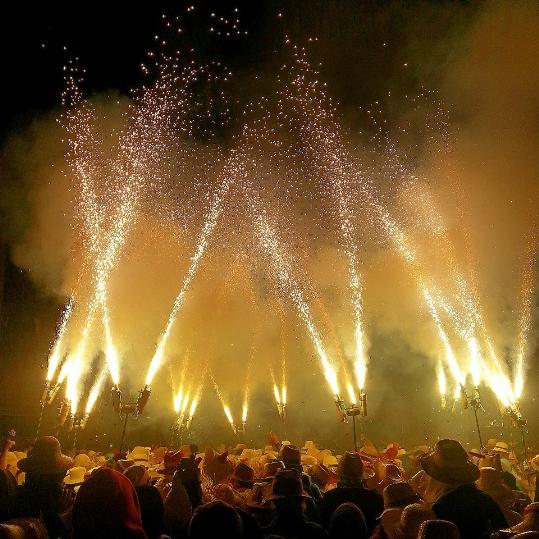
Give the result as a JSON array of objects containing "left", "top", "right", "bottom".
[
  {"left": 136, "top": 386, "right": 151, "bottom": 415},
  {"left": 57, "top": 400, "right": 70, "bottom": 429},
  {"left": 506, "top": 406, "right": 528, "bottom": 461},
  {"left": 460, "top": 384, "right": 469, "bottom": 410},
  {"left": 461, "top": 385, "right": 484, "bottom": 448},
  {"left": 40, "top": 381, "right": 51, "bottom": 407},
  {"left": 359, "top": 391, "right": 368, "bottom": 417},
  {"left": 334, "top": 395, "right": 348, "bottom": 422},
  {"left": 66, "top": 413, "right": 75, "bottom": 432},
  {"left": 111, "top": 385, "right": 123, "bottom": 414}
]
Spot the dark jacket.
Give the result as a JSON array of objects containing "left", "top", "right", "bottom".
[
  {"left": 320, "top": 485, "right": 383, "bottom": 534},
  {"left": 263, "top": 513, "right": 328, "bottom": 539},
  {"left": 432, "top": 483, "right": 508, "bottom": 539}
]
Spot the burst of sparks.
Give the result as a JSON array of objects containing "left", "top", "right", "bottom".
[
  {"left": 84, "top": 366, "right": 108, "bottom": 416},
  {"left": 46, "top": 298, "right": 74, "bottom": 381}
]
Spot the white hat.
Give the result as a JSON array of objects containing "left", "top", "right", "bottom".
[
  {"left": 5, "top": 452, "right": 18, "bottom": 474},
  {"left": 64, "top": 466, "right": 87, "bottom": 486},
  {"left": 73, "top": 453, "right": 93, "bottom": 470},
  {"left": 127, "top": 446, "right": 151, "bottom": 467},
  {"left": 493, "top": 442, "right": 510, "bottom": 454},
  {"left": 323, "top": 454, "right": 338, "bottom": 467}
]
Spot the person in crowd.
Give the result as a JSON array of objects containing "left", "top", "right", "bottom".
[
  {"left": 125, "top": 464, "right": 151, "bottom": 488},
  {"left": 417, "top": 519, "right": 460, "bottom": 539},
  {"left": 230, "top": 461, "right": 255, "bottom": 505},
  {"left": 263, "top": 469, "right": 327, "bottom": 538},
  {"left": 163, "top": 456, "right": 201, "bottom": 538},
  {"left": 15, "top": 436, "right": 74, "bottom": 539},
  {"left": 328, "top": 502, "right": 367, "bottom": 539},
  {"left": 188, "top": 500, "right": 243, "bottom": 539},
  {"left": 420, "top": 438, "right": 507, "bottom": 538},
  {"left": 370, "top": 481, "right": 422, "bottom": 539},
  {"left": 278, "top": 445, "right": 321, "bottom": 522},
  {"left": 0, "top": 469, "right": 17, "bottom": 523},
  {"left": 72, "top": 467, "right": 147, "bottom": 538},
  {"left": 477, "top": 467, "right": 523, "bottom": 526},
  {"left": 319, "top": 451, "right": 383, "bottom": 534},
  {"left": 492, "top": 503, "right": 539, "bottom": 538},
  {"left": 137, "top": 485, "right": 165, "bottom": 539},
  {"left": 0, "top": 517, "right": 50, "bottom": 538},
  {"left": 281, "top": 445, "right": 321, "bottom": 496},
  {"left": 389, "top": 503, "right": 436, "bottom": 538}
]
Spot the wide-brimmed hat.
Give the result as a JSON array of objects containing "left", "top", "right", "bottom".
[
  {"left": 310, "top": 463, "right": 332, "bottom": 488},
  {"left": 94, "top": 455, "right": 107, "bottom": 466},
  {"left": 157, "top": 450, "right": 183, "bottom": 474},
  {"left": 73, "top": 453, "right": 93, "bottom": 470},
  {"left": 124, "top": 464, "right": 150, "bottom": 487},
  {"left": 270, "top": 469, "right": 309, "bottom": 499},
  {"left": 493, "top": 441, "right": 510, "bottom": 454},
  {"left": 389, "top": 503, "right": 436, "bottom": 539},
  {"left": 18, "top": 436, "right": 73, "bottom": 475},
  {"left": 323, "top": 454, "right": 338, "bottom": 467},
  {"left": 262, "top": 459, "right": 285, "bottom": 480},
  {"left": 499, "top": 502, "right": 539, "bottom": 535},
  {"left": 5, "top": 452, "right": 18, "bottom": 474},
  {"left": 126, "top": 446, "right": 150, "bottom": 466},
  {"left": 232, "top": 461, "right": 255, "bottom": 485},
  {"left": 279, "top": 444, "right": 301, "bottom": 469},
  {"left": 420, "top": 439, "right": 480, "bottom": 485},
  {"left": 338, "top": 451, "right": 374, "bottom": 481},
  {"left": 383, "top": 481, "right": 421, "bottom": 508},
  {"left": 64, "top": 466, "right": 87, "bottom": 486}
]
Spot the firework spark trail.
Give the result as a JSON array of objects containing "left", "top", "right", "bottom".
[
  {"left": 84, "top": 366, "right": 108, "bottom": 416},
  {"left": 401, "top": 181, "right": 520, "bottom": 399},
  {"left": 285, "top": 51, "right": 471, "bottom": 397},
  {"left": 278, "top": 305, "right": 287, "bottom": 403},
  {"left": 284, "top": 59, "right": 368, "bottom": 393},
  {"left": 437, "top": 361, "right": 447, "bottom": 409},
  {"left": 209, "top": 368, "right": 236, "bottom": 432},
  {"left": 46, "top": 298, "right": 74, "bottom": 381},
  {"left": 281, "top": 48, "right": 488, "bottom": 398},
  {"left": 423, "top": 287, "right": 464, "bottom": 390},
  {"left": 61, "top": 52, "right": 193, "bottom": 396},
  {"left": 250, "top": 195, "right": 339, "bottom": 396},
  {"left": 514, "top": 218, "right": 538, "bottom": 399},
  {"left": 145, "top": 140, "right": 249, "bottom": 386}
]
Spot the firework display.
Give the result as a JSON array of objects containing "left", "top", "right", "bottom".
[{"left": 1, "top": 4, "right": 536, "bottom": 453}]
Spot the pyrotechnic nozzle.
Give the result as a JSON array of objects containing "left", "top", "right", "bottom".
[
  {"left": 48, "top": 383, "right": 61, "bottom": 405},
  {"left": 470, "top": 387, "right": 483, "bottom": 411},
  {"left": 359, "top": 391, "right": 368, "bottom": 417},
  {"left": 111, "top": 385, "right": 123, "bottom": 414},
  {"left": 78, "top": 413, "right": 89, "bottom": 430},
  {"left": 136, "top": 386, "right": 151, "bottom": 415},
  {"left": 66, "top": 413, "right": 75, "bottom": 432},
  {"left": 277, "top": 402, "right": 287, "bottom": 420},
  {"left": 57, "top": 399, "right": 70, "bottom": 428},
  {"left": 506, "top": 406, "right": 527, "bottom": 429},
  {"left": 40, "top": 381, "right": 51, "bottom": 407},
  {"left": 460, "top": 385, "right": 470, "bottom": 410},
  {"left": 334, "top": 395, "right": 348, "bottom": 422}
]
